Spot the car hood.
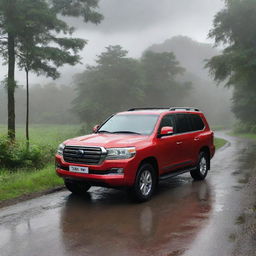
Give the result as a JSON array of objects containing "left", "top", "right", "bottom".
[{"left": 64, "top": 133, "right": 151, "bottom": 148}]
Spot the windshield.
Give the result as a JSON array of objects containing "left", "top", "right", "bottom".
[{"left": 98, "top": 114, "right": 159, "bottom": 135}]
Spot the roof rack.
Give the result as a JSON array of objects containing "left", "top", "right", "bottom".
[
  {"left": 169, "top": 107, "right": 200, "bottom": 112},
  {"left": 128, "top": 107, "right": 200, "bottom": 112},
  {"left": 128, "top": 108, "right": 169, "bottom": 111}
]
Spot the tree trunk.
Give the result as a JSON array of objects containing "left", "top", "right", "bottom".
[
  {"left": 7, "top": 32, "right": 16, "bottom": 140},
  {"left": 26, "top": 68, "right": 29, "bottom": 149}
]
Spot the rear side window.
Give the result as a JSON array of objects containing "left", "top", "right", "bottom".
[
  {"left": 175, "top": 114, "right": 191, "bottom": 133},
  {"left": 175, "top": 114, "right": 205, "bottom": 134},
  {"left": 190, "top": 114, "right": 205, "bottom": 131}
]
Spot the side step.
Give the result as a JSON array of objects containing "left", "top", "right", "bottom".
[{"left": 159, "top": 167, "right": 197, "bottom": 181}]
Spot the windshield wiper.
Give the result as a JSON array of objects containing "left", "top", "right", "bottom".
[
  {"left": 97, "top": 130, "right": 112, "bottom": 133},
  {"left": 113, "top": 131, "right": 141, "bottom": 135}
]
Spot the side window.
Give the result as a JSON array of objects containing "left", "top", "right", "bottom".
[
  {"left": 159, "top": 114, "right": 175, "bottom": 132},
  {"left": 175, "top": 114, "right": 193, "bottom": 133},
  {"left": 190, "top": 114, "right": 205, "bottom": 131},
  {"left": 176, "top": 114, "right": 187, "bottom": 133}
]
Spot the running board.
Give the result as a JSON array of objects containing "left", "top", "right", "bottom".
[{"left": 159, "top": 167, "right": 197, "bottom": 181}]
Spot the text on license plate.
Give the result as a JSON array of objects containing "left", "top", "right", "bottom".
[{"left": 69, "top": 166, "right": 89, "bottom": 173}]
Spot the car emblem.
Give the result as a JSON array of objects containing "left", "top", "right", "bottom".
[{"left": 77, "top": 149, "right": 84, "bottom": 157}]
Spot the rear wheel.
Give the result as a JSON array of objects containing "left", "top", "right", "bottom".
[
  {"left": 190, "top": 152, "right": 209, "bottom": 180},
  {"left": 131, "top": 163, "right": 156, "bottom": 202},
  {"left": 64, "top": 180, "right": 91, "bottom": 195}
]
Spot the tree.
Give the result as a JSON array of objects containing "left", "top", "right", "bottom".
[
  {"left": 72, "top": 46, "right": 191, "bottom": 125},
  {"left": 15, "top": 0, "right": 87, "bottom": 146},
  {"left": 72, "top": 45, "right": 143, "bottom": 125},
  {"left": 0, "top": 0, "right": 103, "bottom": 140},
  {"left": 206, "top": 0, "right": 256, "bottom": 126},
  {"left": 141, "top": 51, "right": 191, "bottom": 106}
]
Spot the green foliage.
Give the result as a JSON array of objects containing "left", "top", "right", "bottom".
[
  {"left": 72, "top": 45, "right": 191, "bottom": 124},
  {"left": 0, "top": 136, "right": 51, "bottom": 169},
  {"left": 141, "top": 50, "right": 192, "bottom": 106},
  {"left": 0, "top": 0, "right": 103, "bottom": 139},
  {"left": 72, "top": 45, "right": 144, "bottom": 124},
  {"left": 0, "top": 124, "right": 82, "bottom": 170},
  {"left": 206, "top": 0, "right": 256, "bottom": 126},
  {"left": 234, "top": 122, "right": 256, "bottom": 134}
]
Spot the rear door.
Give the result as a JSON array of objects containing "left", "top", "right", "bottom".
[{"left": 173, "top": 114, "right": 193, "bottom": 168}]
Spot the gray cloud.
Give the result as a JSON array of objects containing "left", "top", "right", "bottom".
[
  {"left": 68, "top": 0, "right": 224, "bottom": 34},
  {"left": 0, "top": 0, "right": 225, "bottom": 86}
]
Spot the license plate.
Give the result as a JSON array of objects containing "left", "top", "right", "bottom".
[{"left": 69, "top": 166, "right": 89, "bottom": 174}]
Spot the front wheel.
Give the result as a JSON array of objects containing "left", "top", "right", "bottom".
[
  {"left": 130, "top": 163, "right": 156, "bottom": 202},
  {"left": 64, "top": 180, "right": 91, "bottom": 195},
  {"left": 190, "top": 152, "right": 209, "bottom": 181}
]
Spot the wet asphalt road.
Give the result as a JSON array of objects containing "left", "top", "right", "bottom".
[{"left": 0, "top": 132, "right": 256, "bottom": 256}]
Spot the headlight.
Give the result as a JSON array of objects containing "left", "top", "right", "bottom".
[
  {"left": 57, "top": 143, "right": 65, "bottom": 156},
  {"left": 106, "top": 147, "right": 136, "bottom": 160}
]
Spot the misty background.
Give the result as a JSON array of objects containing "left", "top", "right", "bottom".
[{"left": 0, "top": 0, "right": 233, "bottom": 127}]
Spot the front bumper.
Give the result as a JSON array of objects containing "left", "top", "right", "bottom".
[{"left": 55, "top": 154, "right": 138, "bottom": 187}]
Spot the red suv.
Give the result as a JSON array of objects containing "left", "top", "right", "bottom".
[{"left": 56, "top": 107, "right": 215, "bottom": 202}]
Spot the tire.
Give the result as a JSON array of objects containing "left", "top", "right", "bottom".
[
  {"left": 131, "top": 163, "right": 157, "bottom": 202},
  {"left": 190, "top": 151, "right": 209, "bottom": 181},
  {"left": 64, "top": 180, "right": 91, "bottom": 195}
]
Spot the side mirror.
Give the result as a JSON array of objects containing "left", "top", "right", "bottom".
[
  {"left": 159, "top": 126, "right": 174, "bottom": 137},
  {"left": 93, "top": 124, "right": 100, "bottom": 133}
]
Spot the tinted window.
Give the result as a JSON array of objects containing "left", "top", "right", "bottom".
[
  {"left": 175, "top": 114, "right": 191, "bottom": 133},
  {"left": 190, "top": 114, "right": 205, "bottom": 131},
  {"left": 159, "top": 114, "right": 175, "bottom": 132}
]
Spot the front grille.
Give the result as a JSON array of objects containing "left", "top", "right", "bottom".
[{"left": 63, "top": 146, "right": 105, "bottom": 165}]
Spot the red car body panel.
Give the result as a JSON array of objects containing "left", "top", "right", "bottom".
[{"left": 56, "top": 110, "right": 215, "bottom": 187}]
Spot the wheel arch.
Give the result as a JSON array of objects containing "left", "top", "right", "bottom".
[{"left": 138, "top": 156, "right": 159, "bottom": 180}]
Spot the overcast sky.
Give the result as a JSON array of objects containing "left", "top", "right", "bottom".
[{"left": 0, "top": 0, "right": 224, "bottom": 86}]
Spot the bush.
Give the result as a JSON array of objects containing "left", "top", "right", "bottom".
[
  {"left": 0, "top": 137, "right": 52, "bottom": 170},
  {"left": 234, "top": 122, "right": 256, "bottom": 134}
]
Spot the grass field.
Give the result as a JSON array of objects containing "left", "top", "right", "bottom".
[
  {"left": 0, "top": 125, "right": 227, "bottom": 202},
  {"left": 0, "top": 124, "right": 82, "bottom": 148}
]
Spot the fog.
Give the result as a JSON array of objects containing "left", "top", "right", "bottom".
[
  {"left": 0, "top": 0, "right": 224, "bottom": 84},
  {"left": 1, "top": 0, "right": 233, "bottom": 126}
]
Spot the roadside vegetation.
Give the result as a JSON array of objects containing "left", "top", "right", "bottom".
[
  {"left": 0, "top": 125, "right": 227, "bottom": 202},
  {"left": 214, "top": 138, "right": 227, "bottom": 150},
  {"left": 228, "top": 123, "right": 256, "bottom": 140}
]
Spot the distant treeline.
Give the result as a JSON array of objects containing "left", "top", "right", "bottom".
[
  {"left": 0, "top": 83, "right": 78, "bottom": 124},
  {"left": 0, "top": 37, "right": 234, "bottom": 127}
]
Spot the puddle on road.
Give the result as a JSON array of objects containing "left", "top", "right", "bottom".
[{"left": 59, "top": 180, "right": 212, "bottom": 256}]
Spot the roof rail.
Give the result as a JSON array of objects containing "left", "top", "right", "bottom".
[
  {"left": 169, "top": 107, "right": 200, "bottom": 112},
  {"left": 128, "top": 108, "right": 169, "bottom": 111}
]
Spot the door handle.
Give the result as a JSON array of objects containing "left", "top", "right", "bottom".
[
  {"left": 176, "top": 141, "right": 183, "bottom": 145},
  {"left": 194, "top": 137, "right": 200, "bottom": 141}
]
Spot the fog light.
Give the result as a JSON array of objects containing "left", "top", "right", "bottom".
[{"left": 110, "top": 168, "right": 124, "bottom": 174}]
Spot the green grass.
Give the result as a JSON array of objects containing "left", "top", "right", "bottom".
[
  {"left": 0, "top": 164, "right": 63, "bottom": 201},
  {"left": 0, "top": 125, "right": 228, "bottom": 203},
  {"left": 215, "top": 137, "right": 227, "bottom": 149},
  {"left": 0, "top": 124, "right": 82, "bottom": 202},
  {"left": 229, "top": 132, "right": 256, "bottom": 140},
  {"left": 0, "top": 124, "right": 82, "bottom": 148}
]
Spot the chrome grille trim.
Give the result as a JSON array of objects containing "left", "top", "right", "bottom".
[{"left": 63, "top": 146, "right": 107, "bottom": 165}]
